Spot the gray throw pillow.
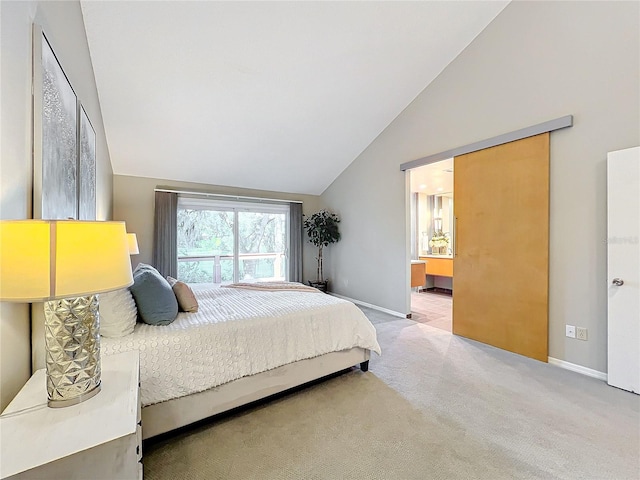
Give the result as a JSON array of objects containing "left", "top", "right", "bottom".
[{"left": 130, "top": 263, "right": 178, "bottom": 326}]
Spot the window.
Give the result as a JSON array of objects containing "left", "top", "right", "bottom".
[{"left": 177, "top": 197, "right": 289, "bottom": 286}]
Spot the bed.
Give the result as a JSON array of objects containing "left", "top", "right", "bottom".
[{"left": 100, "top": 284, "right": 381, "bottom": 439}]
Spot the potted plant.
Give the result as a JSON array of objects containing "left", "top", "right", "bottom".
[{"left": 303, "top": 210, "right": 340, "bottom": 292}]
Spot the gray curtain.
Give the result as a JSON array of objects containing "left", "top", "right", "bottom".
[
  {"left": 153, "top": 191, "right": 178, "bottom": 278},
  {"left": 289, "top": 202, "right": 303, "bottom": 283}
]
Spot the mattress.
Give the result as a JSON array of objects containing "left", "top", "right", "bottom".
[{"left": 101, "top": 287, "right": 381, "bottom": 406}]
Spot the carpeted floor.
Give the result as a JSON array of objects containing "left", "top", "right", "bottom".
[{"left": 143, "top": 307, "right": 639, "bottom": 480}]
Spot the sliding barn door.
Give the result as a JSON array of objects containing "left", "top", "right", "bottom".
[{"left": 453, "top": 133, "right": 549, "bottom": 362}]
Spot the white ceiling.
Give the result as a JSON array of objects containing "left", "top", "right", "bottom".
[
  {"left": 409, "top": 158, "right": 454, "bottom": 195},
  {"left": 81, "top": 1, "right": 508, "bottom": 195}
]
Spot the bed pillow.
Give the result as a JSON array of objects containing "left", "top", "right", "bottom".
[
  {"left": 99, "top": 288, "right": 137, "bottom": 338},
  {"left": 167, "top": 276, "right": 199, "bottom": 313},
  {"left": 130, "top": 263, "right": 178, "bottom": 326}
]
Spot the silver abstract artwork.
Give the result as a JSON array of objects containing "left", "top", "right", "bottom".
[
  {"left": 79, "top": 106, "right": 96, "bottom": 220},
  {"left": 41, "top": 33, "right": 77, "bottom": 220}
]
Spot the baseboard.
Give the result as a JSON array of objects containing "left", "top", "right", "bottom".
[
  {"left": 329, "top": 293, "right": 406, "bottom": 319},
  {"left": 548, "top": 357, "right": 607, "bottom": 381},
  {"left": 422, "top": 287, "right": 453, "bottom": 295}
]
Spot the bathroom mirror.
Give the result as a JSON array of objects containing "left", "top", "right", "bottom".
[{"left": 417, "top": 193, "right": 454, "bottom": 256}]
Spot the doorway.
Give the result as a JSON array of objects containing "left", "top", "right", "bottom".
[
  {"left": 407, "top": 134, "right": 551, "bottom": 362},
  {"left": 409, "top": 159, "right": 454, "bottom": 332},
  {"left": 453, "top": 133, "right": 549, "bottom": 361}
]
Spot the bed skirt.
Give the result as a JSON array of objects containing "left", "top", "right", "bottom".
[{"left": 142, "top": 347, "right": 370, "bottom": 439}]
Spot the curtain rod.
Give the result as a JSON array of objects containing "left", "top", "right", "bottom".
[{"left": 154, "top": 187, "right": 303, "bottom": 204}]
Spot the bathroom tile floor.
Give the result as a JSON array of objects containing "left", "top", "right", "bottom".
[{"left": 410, "top": 290, "right": 452, "bottom": 332}]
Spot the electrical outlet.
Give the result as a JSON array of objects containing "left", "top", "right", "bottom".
[
  {"left": 566, "top": 325, "right": 576, "bottom": 338},
  {"left": 576, "top": 327, "right": 588, "bottom": 341}
]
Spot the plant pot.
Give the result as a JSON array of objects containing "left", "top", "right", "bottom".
[{"left": 308, "top": 281, "right": 328, "bottom": 293}]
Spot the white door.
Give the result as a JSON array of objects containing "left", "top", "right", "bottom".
[{"left": 607, "top": 146, "right": 640, "bottom": 393}]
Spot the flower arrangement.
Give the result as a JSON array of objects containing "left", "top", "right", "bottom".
[{"left": 429, "top": 231, "right": 449, "bottom": 254}]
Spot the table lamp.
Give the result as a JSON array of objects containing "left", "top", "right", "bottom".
[
  {"left": 0, "top": 220, "right": 133, "bottom": 407},
  {"left": 127, "top": 233, "right": 139, "bottom": 255}
]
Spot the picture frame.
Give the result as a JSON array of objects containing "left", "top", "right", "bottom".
[
  {"left": 33, "top": 26, "right": 97, "bottom": 221},
  {"left": 78, "top": 104, "right": 96, "bottom": 220},
  {"left": 33, "top": 27, "right": 78, "bottom": 220}
]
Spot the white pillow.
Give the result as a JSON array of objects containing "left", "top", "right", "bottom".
[{"left": 99, "top": 288, "right": 138, "bottom": 338}]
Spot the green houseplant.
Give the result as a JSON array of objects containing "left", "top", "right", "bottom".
[{"left": 303, "top": 210, "right": 340, "bottom": 292}]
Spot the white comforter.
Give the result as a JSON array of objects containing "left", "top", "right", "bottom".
[{"left": 101, "top": 287, "right": 381, "bottom": 406}]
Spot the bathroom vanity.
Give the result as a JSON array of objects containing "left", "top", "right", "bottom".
[{"left": 417, "top": 254, "right": 453, "bottom": 292}]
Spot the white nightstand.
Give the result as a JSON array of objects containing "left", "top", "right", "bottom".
[{"left": 0, "top": 351, "right": 142, "bottom": 479}]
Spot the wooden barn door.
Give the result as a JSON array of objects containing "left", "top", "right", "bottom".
[{"left": 453, "top": 133, "right": 549, "bottom": 362}]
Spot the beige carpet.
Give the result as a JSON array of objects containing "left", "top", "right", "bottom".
[{"left": 143, "top": 308, "right": 640, "bottom": 480}]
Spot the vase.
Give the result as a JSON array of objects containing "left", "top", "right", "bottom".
[{"left": 308, "top": 280, "right": 328, "bottom": 293}]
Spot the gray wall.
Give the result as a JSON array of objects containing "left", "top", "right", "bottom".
[
  {"left": 113, "top": 175, "right": 323, "bottom": 286},
  {"left": 321, "top": 1, "right": 639, "bottom": 373},
  {"left": 0, "top": 0, "right": 113, "bottom": 409}
]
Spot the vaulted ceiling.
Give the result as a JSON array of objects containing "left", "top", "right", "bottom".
[{"left": 81, "top": 1, "right": 508, "bottom": 195}]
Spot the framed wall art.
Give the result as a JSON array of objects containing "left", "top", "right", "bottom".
[
  {"left": 33, "top": 27, "right": 78, "bottom": 220},
  {"left": 78, "top": 105, "right": 96, "bottom": 220}
]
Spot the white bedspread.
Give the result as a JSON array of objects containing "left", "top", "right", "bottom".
[{"left": 101, "top": 287, "right": 381, "bottom": 406}]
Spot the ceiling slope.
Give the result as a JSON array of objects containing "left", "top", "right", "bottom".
[{"left": 81, "top": 1, "right": 508, "bottom": 195}]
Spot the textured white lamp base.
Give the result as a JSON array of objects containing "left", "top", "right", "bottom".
[{"left": 44, "top": 295, "right": 102, "bottom": 407}]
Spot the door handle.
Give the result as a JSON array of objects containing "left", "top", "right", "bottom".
[
  {"left": 453, "top": 217, "right": 457, "bottom": 257},
  {"left": 612, "top": 278, "right": 624, "bottom": 286}
]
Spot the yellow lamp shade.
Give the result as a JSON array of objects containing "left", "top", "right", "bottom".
[{"left": 0, "top": 220, "right": 133, "bottom": 302}]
